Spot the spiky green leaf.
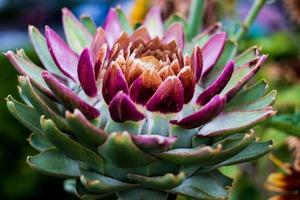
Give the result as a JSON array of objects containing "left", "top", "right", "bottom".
[{"left": 27, "top": 148, "right": 80, "bottom": 178}]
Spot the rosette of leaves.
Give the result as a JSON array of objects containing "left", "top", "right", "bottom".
[{"left": 5, "top": 1, "right": 275, "bottom": 200}]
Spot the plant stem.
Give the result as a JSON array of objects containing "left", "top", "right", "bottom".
[
  {"left": 187, "top": 0, "right": 205, "bottom": 40},
  {"left": 234, "top": 0, "right": 267, "bottom": 42}
]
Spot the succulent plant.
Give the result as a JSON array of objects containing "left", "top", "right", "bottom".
[{"left": 5, "top": 1, "right": 275, "bottom": 199}]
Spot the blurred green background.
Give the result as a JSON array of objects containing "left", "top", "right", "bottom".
[{"left": 1, "top": 0, "right": 300, "bottom": 199}]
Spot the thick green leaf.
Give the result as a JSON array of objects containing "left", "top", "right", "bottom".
[
  {"left": 116, "top": 7, "right": 133, "bottom": 34},
  {"left": 62, "top": 8, "right": 93, "bottom": 53},
  {"left": 117, "top": 188, "right": 168, "bottom": 200},
  {"left": 17, "top": 85, "right": 32, "bottom": 106},
  {"left": 18, "top": 76, "right": 70, "bottom": 131},
  {"left": 41, "top": 118, "right": 104, "bottom": 172},
  {"left": 105, "top": 118, "right": 142, "bottom": 135},
  {"left": 75, "top": 180, "right": 114, "bottom": 199},
  {"left": 6, "top": 95, "right": 44, "bottom": 136},
  {"left": 66, "top": 110, "right": 107, "bottom": 147},
  {"left": 27, "top": 148, "right": 80, "bottom": 178},
  {"left": 5, "top": 50, "right": 50, "bottom": 93},
  {"left": 80, "top": 15, "right": 97, "bottom": 35},
  {"left": 155, "top": 146, "right": 220, "bottom": 165},
  {"left": 203, "top": 40, "right": 237, "bottom": 86},
  {"left": 148, "top": 161, "right": 178, "bottom": 177},
  {"left": 228, "top": 90, "right": 276, "bottom": 111},
  {"left": 235, "top": 45, "right": 260, "bottom": 68},
  {"left": 221, "top": 60, "right": 255, "bottom": 95},
  {"left": 170, "top": 173, "right": 230, "bottom": 199},
  {"left": 98, "top": 132, "right": 156, "bottom": 168},
  {"left": 148, "top": 113, "right": 170, "bottom": 136},
  {"left": 80, "top": 170, "right": 136, "bottom": 193},
  {"left": 128, "top": 172, "right": 185, "bottom": 190},
  {"left": 170, "top": 125, "right": 197, "bottom": 148},
  {"left": 201, "top": 132, "right": 255, "bottom": 166},
  {"left": 215, "top": 141, "right": 273, "bottom": 167},
  {"left": 197, "top": 108, "right": 275, "bottom": 136},
  {"left": 182, "top": 133, "right": 254, "bottom": 175},
  {"left": 28, "top": 133, "right": 53, "bottom": 151},
  {"left": 28, "top": 25, "right": 64, "bottom": 76},
  {"left": 103, "top": 162, "right": 150, "bottom": 182},
  {"left": 226, "top": 80, "right": 268, "bottom": 108}
]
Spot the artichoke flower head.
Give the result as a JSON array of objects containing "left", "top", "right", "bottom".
[{"left": 5, "top": 4, "right": 276, "bottom": 200}]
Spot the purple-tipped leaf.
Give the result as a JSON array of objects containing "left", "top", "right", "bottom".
[
  {"left": 129, "top": 69, "right": 163, "bottom": 105},
  {"left": 77, "top": 48, "right": 98, "bottom": 97},
  {"left": 132, "top": 135, "right": 177, "bottom": 152},
  {"left": 143, "top": 6, "right": 163, "bottom": 38},
  {"left": 109, "top": 91, "right": 145, "bottom": 122},
  {"left": 131, "top": 26, "right": 151, "bottom": 44},
  {"left": 103, "top": 9, "right": 122, "bottom": 48},
  {"left": 90, "top": 28, "right": 108, "bottom": 63},
  {"left": 177, "top": 66, "right": 196, "bottom": 104},
  {"left": 66, "top": 109, "right": 107, "bottom": 146},
  {"left": 28, "top": 25, "right": 64, "bottom": 76},
  {"left": 222, "top": 55, "right": 267, "bottom": 101},
  {"left": 94, "top": 44, "right": 108, "bottom": 79},
  {"left": 45, "top": 26, "right": 79, "bottom": 81},
  {"left": 170, "top": 95, "right": 226, "bottom": 129},
  {"left": 5, "top": 51, "right": 55, "bottom": 99},
  {"left": 163, "top": 23, "right": 184, "bottom": 50},
  {"left": 191, "top": 46, "right": 203, "bottom": 82},
  {"left": 62, "top": 8, "right": 93, "bottom": 54},
  {"left": 202, "top": 32, "right": 227, "bottom": 76},
  {"left": 197, "top": 107, "right": 276, "bottom": 137},
  {"left": 197, "top": 61, "right": 234, "bottom": 105},
  {"left": 42, "top": 71, "right": 99, "bottom": 119},
  {"left": 146, "top": 76, "right": 184, "bottom": 113},
  {"left": 102, "top": 62, "right": 129, "bottom": 104}
]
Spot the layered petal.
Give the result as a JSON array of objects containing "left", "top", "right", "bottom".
[
  {"left": 131, "top": 26, "right": 151, "bottom": 44},
  {"left": 170, "top": 95, "right": 226, "bottom": 129},
  {"left": 90, "top": 28, "right": 108, "bottom": 63},
  {"left": 77, "top": 48, "right": 97, "bottom": 97},
  {"left": 177, "top": 66, "right": 196, "bottom": 103},
  {"left": 202, "top": 32, "right": 227, "bottom": 76},
  {"left": 102, "top": 62, "right": 128, "bottom": 104},
  {"left": 191, "top": 46, "right": 203, "bottom": 82},
  {"left": 197, "top": 61, "right": 234, "bottom": 105},
  {"left": 131, "top": 135, "right": 177, "bottom": 152},
  {"left": 45, "top": 26, "right": 79, "bottom": 81},
  {"left": 146, "top": 76, "right": 184, "bottom": 113},
  {"left": 109, "top": 91, "right": 145, "bottom": 122},
  {"left": 42, "top": 71, "right": 99, "bottom": 119},
  {"left": 103, "top": 8, "right": 122, "bottom": 48},
  {"left": 94, "top": 44, "right": 108, "bottom": 79},
  {"left": 222, "top": 55, "right": 268, "bottom": 101},
  {"left": 62, "top": 8, "right": 93, "bottom": 54},
  {"left": 163, "top": 23, "right": 185, "bottom": 50},
  {"left": 129, "top": 68, "right": 162, "bottom": 105}
]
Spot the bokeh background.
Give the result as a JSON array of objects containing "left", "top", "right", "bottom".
[{"left": 1, "top": 0, "right": 300, "bottom": 199}]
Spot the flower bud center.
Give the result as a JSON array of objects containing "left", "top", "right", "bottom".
[{"left": 140, "top": 56, "right": 160, "bottom": 70}]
